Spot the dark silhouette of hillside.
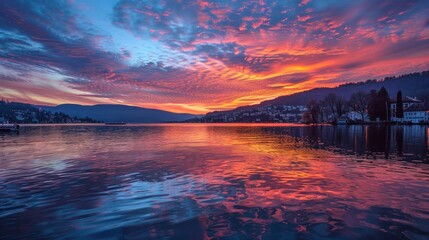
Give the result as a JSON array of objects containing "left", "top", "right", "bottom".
[
  {"left": 208, "top": 71, "right": 429, "bottom": 116},
  {"left": 41, "top": 104, "right": 197, "bottom": 123},
  {"left": 0, "top": 100, "right": 98, "bottom": 123}
]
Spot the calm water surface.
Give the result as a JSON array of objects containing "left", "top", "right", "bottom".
[{"left": 1, "top": 124, "right": 429, "bottom": 239}]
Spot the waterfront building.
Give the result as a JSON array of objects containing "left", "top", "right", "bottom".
[
  {"left": 347, "top": 111, "right": 369, "bottom": 121},
  {"left": 390, "top": 96, "right": 429, "bottom": 123}
]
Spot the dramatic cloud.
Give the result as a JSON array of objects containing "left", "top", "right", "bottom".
[{"left": 0, "top": 0, "right": 428, "bottom": 113}]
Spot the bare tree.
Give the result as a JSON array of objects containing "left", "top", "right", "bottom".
[
  {"left": 335, "top": 96, "right": 346, "bottom": 117},
  {"left": 324, "top": 93, "right": 337, "bottom": 117},
  {"left": 317, "top": 100, "right": 328, "bottom": 122},
  {"left": 307, "top": 100, "right": 321, "bottom": 123},
  {"left": 349, "top": 91, "right": 369, "bottom": 121},
  {"left": 302, "top": 112, "right": 312, "bottom": 124}
]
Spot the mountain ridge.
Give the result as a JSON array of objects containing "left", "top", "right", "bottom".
[
  {"left": 41, "top": 104, "right": 197, "bottom": 123},
  {"left": 207, "top": 70, "right": 429, "bottom": 116}
]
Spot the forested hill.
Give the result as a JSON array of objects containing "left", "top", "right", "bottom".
[
  {"left": 208, "top": 70, "right": 429, "bottom": 116},
  {"left": 0, "top": 100, "right": 98, "bottom": 123},
  {"left": 40, "top": 104, "right": 197, "bottom": 123}
]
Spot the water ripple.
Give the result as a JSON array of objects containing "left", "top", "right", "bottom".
[{"left": 0, "top": 124, "right": 428, "bottom": 239}]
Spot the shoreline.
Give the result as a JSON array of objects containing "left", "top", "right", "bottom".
[{"left": 7, "top": 122, "right": 429, "bottom": 127}]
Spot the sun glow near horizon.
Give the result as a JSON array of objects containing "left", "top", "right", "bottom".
[{"left": 0, "top": 0, "right": 429, "bottom": 114}]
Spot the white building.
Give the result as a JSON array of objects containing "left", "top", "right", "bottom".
[
  {"left": 403, "top": 105, "right": 429, "bottom": 123},
  {"left": 347, "top": 111, "right": 369, "bottom": 121},
  {"left": 390, "top": 96, "right": 429, "bottom": 123}
]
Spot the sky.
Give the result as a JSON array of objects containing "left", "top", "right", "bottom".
[{"left": 0, "top": 0, "right": 429, "bottom": 114}]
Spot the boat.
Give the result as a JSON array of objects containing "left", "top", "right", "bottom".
[
  {"left": 0, "top": 124, "right": 20, "bottom": 132},
  {"left": 105, "top": 122, "right": 127, "bottom": 125}
]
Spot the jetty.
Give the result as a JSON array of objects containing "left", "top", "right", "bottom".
[
  {"left": 105, "top": 122, "right": 127, "bottom": 125},
  {"left": 0, "top": 123, "right": 20, "bottom": 132}
]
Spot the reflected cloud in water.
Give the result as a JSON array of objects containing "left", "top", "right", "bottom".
[{"left": 0, "top": 124, "right": 428, "bottom": 239}]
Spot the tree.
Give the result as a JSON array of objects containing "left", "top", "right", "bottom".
[
  {"left": 302, "top": 112, "right": 312, "bottom": 124},
  {"left": 307, "top": 100, "right": 320, "bottom": 123},
  {"left": 335, "top": 96, "right": 347, "bottom": 117},
  {"left": 349, "top": 91, "right": 369, "bottom": 121},
  {"left": 318, "top": 100, "right": 326, "bottom": 122},
  {"left": 367, "top": 90, "right": 378, "bottom": 121},
  {"left": 324, "top": 93, "right": 337, "bottom": 117},
  {"left": 323, "top": 93, "right": 346, "bottom": 118},
  {"left": 396, "top": 91, "right": 404, "bottom": 119},
  {"left": 377, "top": 87, "right": 390, "bottom": 121},
  {"left": 367, "top": 87, "right": 390, "bottom": 121}
]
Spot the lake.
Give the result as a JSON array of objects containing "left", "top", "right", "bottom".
[{"left": 1, "top": 124, "right": 429, "bottom": 239}]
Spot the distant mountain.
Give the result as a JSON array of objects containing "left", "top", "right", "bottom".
[
  {"left": 41, "top": 104, "right": 197, "bottom": 123},
  {"left": 207, "top": 70, "right": 429, "bottom": 116},
  {"left": 0, "top": 100, "right": 98, "bottom": 123}
]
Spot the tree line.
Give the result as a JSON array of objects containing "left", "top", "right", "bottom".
[
  {"left": 304, "top": 87, "right": 397, "bottom": 123},
  {"left": 0, "top": 99, "right": 99, "bottom": 123},
  {"left": 338, "top": 70, "right": 429, "bottom": 88}
]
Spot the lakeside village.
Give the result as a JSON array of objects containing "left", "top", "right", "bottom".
[
  {"left": 196, "top": 87, "right": 429, "bottom": 125},
  {"left": 0, "top": 99, "right": 98, "bottom": 124},
  {"left": 1, "top": 87, "right": 429, "bottom": 126}
]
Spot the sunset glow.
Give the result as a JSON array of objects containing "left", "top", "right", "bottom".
[{"left": 1, "top": 0, "right": 429, "bottom": 113}]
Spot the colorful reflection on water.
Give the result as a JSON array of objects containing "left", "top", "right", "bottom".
[{"left": 1, "top": 124, "right": 429, "bottom": 239}]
